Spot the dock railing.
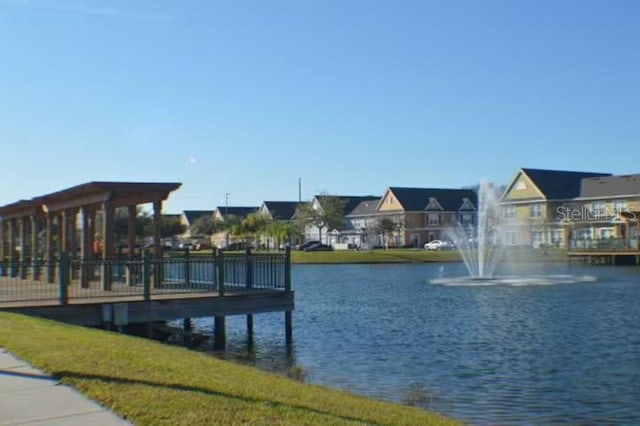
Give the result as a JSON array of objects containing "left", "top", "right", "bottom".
[
  {"left": 0, "top": 247, "right": 291, "bottom": 305},
  {"left": 569, "top": 238, "right": 639, "bottom": 252}
]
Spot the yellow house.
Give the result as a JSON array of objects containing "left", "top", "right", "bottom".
[
  {"left": 500, "top": 168, "right": 610, "bottom": 248},
  {"left": 377, "top": 187, "right": 477, "bottom": 248}
]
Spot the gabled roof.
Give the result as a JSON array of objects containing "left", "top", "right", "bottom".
[
  {"left": 580, "top": 174, "right": 640, "bottom": 198},
  {"left": 347, "top": 198, "right": 381, "bottom": 217},
  {"left": 520, "top": 168, "right": 611, "bottom": 199},
  {"left": 315, "top": 195, "right": 380, "bottom": 216},
  {"left": 215, "top": 206, "right": 258, "bottom": 218},
  {"left": 387, "top": 187, "right": 477, "bottom": 211},
  {"left": 182, "top": 210, "right": 214, "bottom": 225},
  {"left": 262, "top": 201, "right": 301, "bottom": 220}
]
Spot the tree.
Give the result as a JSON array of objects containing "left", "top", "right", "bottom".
[
  {"left": 295, "top": 194, "right": 345, "bottom": 243},
  {"left": 113, "top": 207, "right": 152, "bottom": 241},
  {"left": 241, "top": 213, "right": 271, "bottom": 248},
  {"left": 159, "top": 216, "right": 187, "bottom": 239},
  {"left": 375, "top": 217, "right": 400, "bottom": 249},
  {"left": 190, "top": 215, "right": 224, "bottom": 242}
]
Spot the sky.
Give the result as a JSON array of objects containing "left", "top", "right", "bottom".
[{"left": 1, "top": 0, "right": 638, "bottom": 213}]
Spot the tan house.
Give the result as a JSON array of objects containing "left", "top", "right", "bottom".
[
  {"left": 567, "top": 174, "right": 640, "bottom": 249},
  {"left": 376, "top": 187, "right": 477, "bottom": 248},
  {"left": 211, "top": 206, "right": 258, "bottom": 248},
  {"left": 499, "top": 168, "right": 610, "bottom": 247}
]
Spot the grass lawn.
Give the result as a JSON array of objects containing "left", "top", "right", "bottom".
[
  {"left": 291, "top": 249, "right": 461, "bottom": 264},
  {"left": 0, "top": 312, "right": 459, "bottom": 426}
]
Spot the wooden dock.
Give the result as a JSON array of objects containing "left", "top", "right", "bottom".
[
  {"left": 0, "top": 249, "right": 294, "bottom": 347},
  {"left": 568, "top": 250, "right": 640, "bottom": 266}
]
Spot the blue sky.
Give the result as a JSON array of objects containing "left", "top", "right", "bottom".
[{"left": 1, "top": 0, "right": 638, "bottom": 213}]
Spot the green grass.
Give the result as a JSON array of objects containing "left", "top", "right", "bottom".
[
  {"left": 291, "top": 249, "right": 461, "bottom": 264},
  {"left": 0, "top": 312, "right": 459, "bottom": 426}
]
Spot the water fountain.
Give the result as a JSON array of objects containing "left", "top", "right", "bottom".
[{"left": 430, "top": 179, "right": 596, "bottom": 286}]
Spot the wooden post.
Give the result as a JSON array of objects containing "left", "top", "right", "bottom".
[
  {"left": 127, "top": 205, "right": 136, "bottom": 287},
  {"left": 216, "top": 248, "right": 225, "bottom": 296},
  {"left": 59, "top": 251, "right": 69, "bottom": 305},
  {"left": 80, "top": 208, "right": 91, "bottom": 288},
  {"left": 0, "top": 220, "right": 4, "bottom": 276},
  {"left": 18, "top": 217, "right": 27, "bottom": 279},
  {"left": 285, "top": 310, "right": 293, "bottom": 346},
  {"left": 152, "top": 200, "right": 162, "bottom": 288},
  {"left": 214, "top": 316, "right": 226, "bottom": 349},
  {"left": 284, "top": 246, "right": 291, "bottom": 293},
  {"left": 247, "top": 314, "right": 254, "bottom": 341},
  {"left": 30, "top": 215, "right": 39, "bottom": 280},
  {"left": 8, "top": 219, "right": 16, "bottom": 277},
  {"left": 142, "top": 250, "right": 151, "bottom": 301},
  {"left": 246, "top": 247, "right": 253, "bottom": 289},
  {"left": 184, "top": 318, "right": 192, "bottom": 332},
  {"left": 102, "top": 201, "right": 114, "bottom": 291},
  {"left": 45, "top": 212, "right": 55, "bottom": 283},
  {"left": 184, "top": 248, "right": 191, "bottom": 286}
]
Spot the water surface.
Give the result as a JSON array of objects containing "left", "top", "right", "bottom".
[{"left": 192, "top": 262, "right": 640, "bottom": 425}]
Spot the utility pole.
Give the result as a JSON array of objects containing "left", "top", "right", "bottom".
[{"left": 225, "top": 193, "right": 230, "bottom": 248}]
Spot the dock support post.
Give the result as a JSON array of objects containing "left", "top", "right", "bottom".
[
  {"left": 183, "top": 318, "right": 192, "bottom": 332},
  {"left": 285, "top": 311, "right": 293, "bottom": 346},
  {"left": 214, "top": 316, "right": 226, "bottom": 349},
  {"left": 284, "top": 246, "right": 293, "bottom": 345},
  {"left": 246, "top": 314, "right": 254, "bottom": 343}
]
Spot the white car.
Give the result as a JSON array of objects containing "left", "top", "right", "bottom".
[{"left": 424, "top": 240, "right": 449, "bottom": 250}]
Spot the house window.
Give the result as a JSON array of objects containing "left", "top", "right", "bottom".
[
  {"left": 460, "top": 213, "right": 473, "bottom": 225},
  {"left": 427, "top": 213, "right": 439, "bottom": 226},
  {"left": 503, "top": 230, "right": 517, "bottom": 245},
  {"left": 530, "top": 204, "right": 543, "bottom": 218},
  {"left": 516, "top": 181, "right": 526, "bottom": 190},
  {"left": 530, "top": 231, "right": 545, "bottom": 247},
  {"left": 551, "top": 230, "right": 563, "bottom": 245},
  {"left": 592, "top": 202, "right": 606, "bottom": 218},
  {"left": 503, "top": 206, "right": 516, "bottom": 219},
  {"left": 614, "top": 200, "right": 627, "bottom": 214}
]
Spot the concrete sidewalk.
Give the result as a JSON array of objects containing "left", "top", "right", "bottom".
[{"left": 0, "top": 348, "right": 131, "bottom": 425}]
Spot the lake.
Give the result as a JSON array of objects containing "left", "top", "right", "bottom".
[{"left": 190, "top": 261, "right": 640, "bottom": 425}]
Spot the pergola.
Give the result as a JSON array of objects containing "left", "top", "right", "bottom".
[{"left": 0, "top": 181, "right": 181, "bottom": 287}]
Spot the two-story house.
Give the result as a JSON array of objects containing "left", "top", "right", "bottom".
[
  {"left": 499, "top": 168, "right": 611, "bottom": 248},
  {"left": 304, "top": 195, "right": 379, "bottom": 245},
  {"left": 211, "top": 206, "right": 258, "bottom": 248},
  {"left": 376, "top": 187, "right": 477, "bottom": 248}
]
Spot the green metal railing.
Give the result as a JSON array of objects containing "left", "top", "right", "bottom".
[
  {"left": 0, "top": 248, "right": 291, "bottom": 306},
  {"left": 569, "top": 238, "right": 640, "bottom": 251}
]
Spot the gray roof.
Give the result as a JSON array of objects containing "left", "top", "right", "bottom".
[
  {"left": 347, "top": 198, "right": 381, "bottom": 217},
  {"left": 521, "top": 168, "right": 611, "bottom": 199},
  {"left": 182, "top": 210, "right": 214, "bottom": 225},
  {"left": 316, "top": 195, "right": 379, "bottom": 216},
  {"left": 388, "top": 187, "right": 477, "bottom": 211},
  {"left": 215, "top": 206, "right": 258, "bottom": 218},
  {"left": 580, "top": 174, "right": 640, "bottom": 198},
  {"left": 262, "top": 201, "right": 301, "bottom": 220}
]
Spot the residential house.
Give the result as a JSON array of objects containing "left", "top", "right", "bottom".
[
  {"left": 303, "top": 195, "right": 379, "bottom": 246},
  {"left": 341, "top": 198, "right": 382, "bottom": 249},
  {"left": 499, "top": 168, "right": 610, "bottom": 248},
  {"left": 180, "top": 210, "right": 215, "bottom": 243},
  {"left": 257, "top": 201, "right": 302, "bottom": 249},
  {"left": 211, "top": 206, "right": 259, "bottom": 248},
  {"left": 376, "top": 187, "right": 477, "bottom": 248},
  {"left": 568, "top": 174, "right": 640, "bottom": 248}
]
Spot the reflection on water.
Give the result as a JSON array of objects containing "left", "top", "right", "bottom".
[{"left": 177, "top": 262, "right": 639, "bottom": 425}]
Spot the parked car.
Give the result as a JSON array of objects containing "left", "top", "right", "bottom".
[
  {"left": 297, "top": 240, "right": 320, "bottom": 251},
  {"left": 179, "top": 242, "right": 194, "bottom": 250},
  {"left": 424, "top": 240, "right": 451, "bottom": 250},
  {"left": 304, "top": 243, "right": 333, "bottom": 252}
]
